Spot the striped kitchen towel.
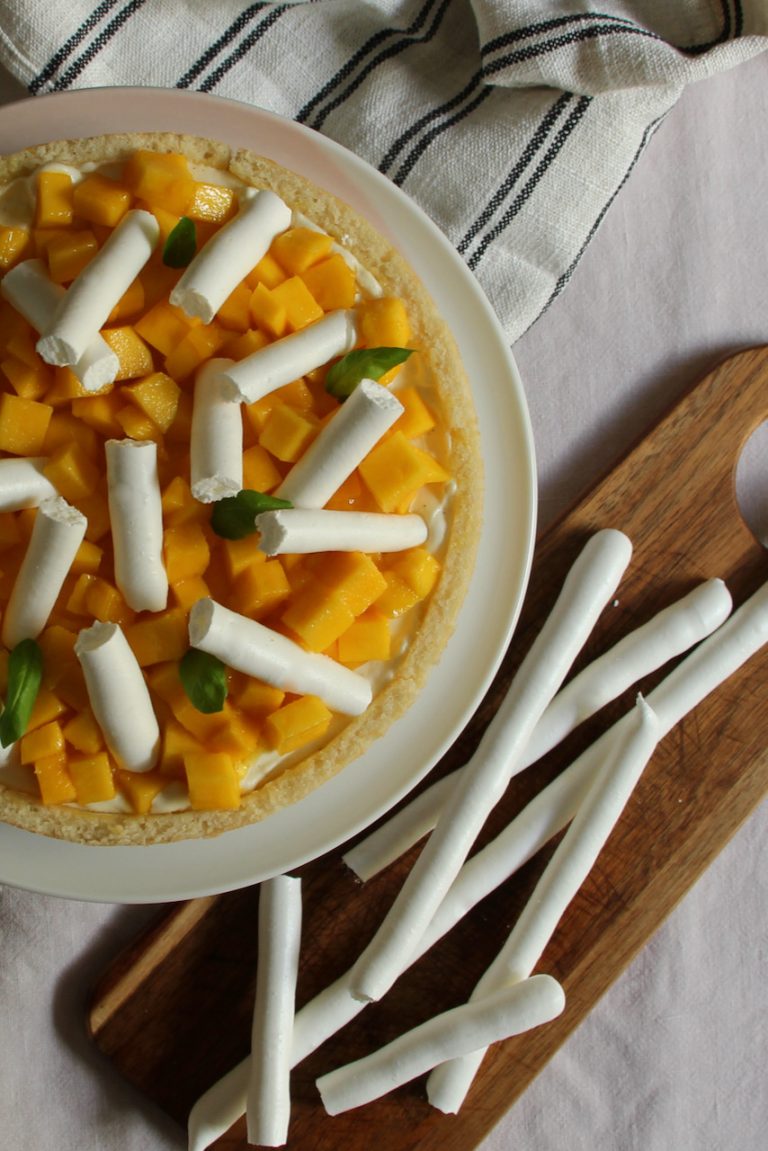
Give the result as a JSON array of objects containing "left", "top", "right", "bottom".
[{"left": 0, "top": 1, "right": 766, "bottom": 343}]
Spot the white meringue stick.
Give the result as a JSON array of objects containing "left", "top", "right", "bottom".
[
  {"left": 343, "top": 577, "right": 733, "bottom": 881},
  {"left": 0, "top": 457, "right": 57, "bottom": 512},
  {"left": 75, "top": 621, "right": 160, "bottom": 773},
  {"left": 189, "top": 598, "right": 372, "bottom": 716},
  {"left": 170, "top": 189, "right": 292, "bottom": 323},
  {"left": 1, "top": 496, "right": 86, "bottom": 648},
  {"left": 257, "top": 508, "right": 427, "bottom": 556},
  {"left": 275, "top": 378, "right": 404, "bottom": 508},
  {"left": 317, "top": 974, "right": 565, "bottom": 1116},
  {"left": 106, "top": 439, "right": 168, "bottom": 612},
  {"left": 190, "top": 358, "right": 243, "bottom": 502},
  {"left": 36, "top": 209, "right": 159, "bottom": 367},
  {"left": 427, "top": 696, "right": 660, "bottom": 1115},
  {"left": 0, "top": 257, "right": 118, "bottom": 390},
  {"left": 246, "top": 875, "right": 302, "bottom": 1148},
  {"left": 217, "top": 309, "right": 357, "bottom": 404},
  {"left": 348, "top": 528, "right": 633, "bottom": 1004}
]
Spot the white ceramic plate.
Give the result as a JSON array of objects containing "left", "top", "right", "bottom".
[{"left": 0, "top": 88, "right": 536, "bottom": 903}]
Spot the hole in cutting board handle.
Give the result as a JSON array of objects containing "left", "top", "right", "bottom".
[{"left": 735, "top": 419, "right": 768, "bottom": 548}]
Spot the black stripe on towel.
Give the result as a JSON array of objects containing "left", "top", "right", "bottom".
[
  {"left": 28, "top": 0, "right": 122, "bottom": 94},
  {"left": 197, "top": 5, "right": 289, "bottom": 93},
  {"left": 176, "top": 2, "right": 272, "bottom": 89},
  {"left": 49, "top": 0, "right": 148, "bottom": 92}
]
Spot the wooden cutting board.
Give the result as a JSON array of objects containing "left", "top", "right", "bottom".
[{"left": 88, "top": 347, "right": 768, "bottom": 1150}]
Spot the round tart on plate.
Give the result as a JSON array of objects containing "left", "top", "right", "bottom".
[{"left": 0, "top": 132, "right": 482, "bottom": 845}]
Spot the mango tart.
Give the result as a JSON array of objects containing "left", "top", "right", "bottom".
[{"left": 0, "top": 132, "right": 482, "bottom": 845}]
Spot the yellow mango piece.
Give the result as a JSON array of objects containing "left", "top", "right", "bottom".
[
  {"left": 1, "top": 354, "right": 52, "bottom": 400},
  {"left": 27, "top": 687, "right": 67, "bottom": 731},
  {"left": 135, "top": 299, "right": 195, "bottom": 357},
  {"left": 159, "top": 719, "right": 206, "bottom": 777},
  {"left": 68, "top": 751, "right": 116, "bottom": 804},
  {"left": 121, "top": 371, "right": 181, "bottom": 432},
  {"left": 164, "top": 322, "right": 226, "bottom": 380},
  {"left": 220, "top": 326, "right": 269, "bottom": 361},
  {"left": 258, "top": 403, "right": 318, "bottom": 463},
  {"left": 388, "top": 547, "right": 441, "bottom": 598},
  {"left": 246, "top": 251, "right": 286, "bottom": 289},
  {"left": 358, "top": 296, "right": 411, "bottom": 348},
  {"left": 0, "top": 393, "right": 53, "bottom": 454},
  {"left": 188, "top": 181, "right": 237, "bottom": 223},
  {"left": 86, "top": 576, "right": 133, "bottom": 625},
  {"left": 373, "top": 570, "right": 420, "bottom": 617},
  {"left": 38, "top": 624, "right": 78, "bottom": 686},
  {"left": 281, "top": 583, "right": 356, "bottom": 652},
  {"left": 161, "top": 475, "right": 207, "bottom": 527},
  {"left": 206, "top": 707, "right": 262, "bottom": 762},
  {"left": 165, "top": 390, "right": 193, "bottom": 445},
  {"left": 264, "top": 695, "right": 332, "bottom": 755},
  {"left": 171, "top": 574, "right": 210, "bottom": 611},
  {"left": 220, "top": 535, "right": 265, "bottom": 582},
  {"left": 115, "top": 768, "right": 166, "bottom": 813},
  {"left": 249, "top": 282, "right": 288, "bottom": 339},
  {"left": 392, "top": 386, "right": 436, "bottom": 438},
  {"left": 122, "top": 150, "right": 195, "bottom": 215},
  {"left": 185, "top": 751, "right": 241, "bottom": 810},
  {"left": 0, "top": 225, "right": 32, "bottom": 269},
  {"left": 66, "top": 573, "right": 97, "bottom": 616},
  {"left": 43, "top": 409, "right": 100, "bottom": 459},
  {"left": 44, "top": 366, "right": 94, "bottom": 408},
  {"left": 71, "top": 391, "right": 124, "bottom": 437},
  {"left": 63, "top": 708, "right": 104, "bottom": 755},
  {"left": 115, "top": 405, "right": 162, "bottom": 442},
  {"left": 235, "top": 679, "right": 285, "bottom": 719},
  {"left": 270, "top": 276, "right": 324, "bottom": 332},
  {"left": 107, "top": 277, "right": 145, "bottom": 323},
  {"left": 300, "top": 253, "right": 356, "bottom": 311},
  {"left": 72, "top": 172, "right": 132, "bottom": 227},
  {"left": 337, "top": 609, "right": 391, "bottom": 665},
  {"left": 4, "top": 324, "right": 40, "bottom": 367},
  {"left": 164, "top": 522, "right": 211, "bottom": 584},
  {"left": 0, "top": 514, "right": 22, "bottom": 551},
  {"left": 324, "top": 470, "right": 377, "bottom": 513},
  {"left": 70, "top": 539, "right": 103, "bottom": 576},
  {"left": 35, "top": 170, "right": 74, "bottom": 228},
  {"left": 306, "top": 550, "right": 387, "bottom": 615},
  {"left": 216, "top": 281, "right": 253, "bottom": 331},
  {"left": 102, "top": 325, "right": 155, "bottom": 381},
  {"left": 76, "top": 489, "right": 112, "bottom": 543},
  {"left": 46, "top": 229, "right": 99, "bottom": 284},
  {"left": 125, "top": 608, "right": 188, "bottom": 667},
  {"left": 34, "top": 751, "right": 76, "bottom": 805},
  {"left": 359, "top": 431, "right": 449, "bottom": 513},
  {"left": 20, "top": 720, "right": 65, "bottom": 764},
  {"left": 43, "top": 441, "right": 101, "bottom": 502},
  {"left": 242, "top": 443, "right": 283, "bottom": 492},
  {"left": 231, "top": 560, "right": 290, "bottom": 619},
  {"left": 272, "top": 226, "right": 333, "bottom": 275}
]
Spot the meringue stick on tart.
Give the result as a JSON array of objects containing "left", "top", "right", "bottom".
[{"left": 0, "top": 131, "right": 482, "bottom": 845}]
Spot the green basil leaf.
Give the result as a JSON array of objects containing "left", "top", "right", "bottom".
[
  {"left": 162, "top": 216, "right": 197, "bottom": 268},
  {"left": 211, "top": 489, "right": 293, "bottom": 540},
  {"left": 325, "top": 347, "right": 413, "bottom": 399},
  {"left": 179, "top": 649, "right": 228, "bottom": 714},
  {"left": 0, "top": 638, "right": 43, "bottom": 747}
]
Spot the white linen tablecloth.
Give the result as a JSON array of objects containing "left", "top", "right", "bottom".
[{"left": 0, "top": 4, "right": 767, "bottom": 1149}]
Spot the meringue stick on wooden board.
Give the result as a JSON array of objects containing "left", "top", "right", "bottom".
[
  {"left": 343, "top": 577, "right": 732, "bottom": 881},
  {"left": 75, "top": 621, "right": 160, "bottom": 773},
  {"left": 347, "top": 528, "right": 633, "bottom": 1004},
  {"left": 1, "top": 496, "right": 86, "bottom": 649},
  {"left": 316, "top": 975, "right": 565, "bottom": 1117},
  {"left": 105, "top": 438, "right": 168, "bottom": 613},
  {"left": 0, "top": 257, "right": 119, "bottom": 389},
  {"left": 171, "top": 189, "right": 292, "bottom": 323},
  {"left": 246, "top": 875, "right": 302, "bottom": 1148},
  {"left": 0, "top": 456, "right": 57, "bottom": 512},
  {"left": 426, "top": 696, "right": 661, "bottom": 1114},
  {"left": 36, "top": 209, "right": 159, "bottom": 367},
  {"left": 190, "top": 358, "right": 243, "bottom": 502}
]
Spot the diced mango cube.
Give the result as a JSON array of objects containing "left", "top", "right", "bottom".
[
  {"left": 115, "top": 405, "right": 161, "bottom": 442},
  {"left": 46, "top": 229, "right": 99, "bottom": 283},
  {"left": 159, "top": 719, "right": 206, "bottom": 777},
  {"left": 35, "top": 170, "right": 74, "bottom": 228},
  {"left": 71, "top": 391, "right": 124, "bottom": 437},
  {"left": 300, "top": 253, "right": 356, "bottom": 311},
  {"left": 63, "top": 708, "right": 104, "bottom": 755},
  {"left": 270, "top": 276, "right": 323, "bottom": 332},
  {"left": 231, "top": 560, "right": 290, "bottom": 619},
  {"left": 281, "top": 583, "right": 356, "bottom": 652},
  {"left": 235, "top": 679, "right": 285, "bottom": 719},
  {"left": 247, "top": 251, "right": 286, "bottom": 289},
  {"left": 20, "top": 720, "right": 65, "bottom": 764},
  {"left": 122, "top": 150, "right": 195, "bottom": 215},
  {"left": 86, "top": 576, "right": 133, "bottom": 625},
  {"left": 43, "top": 441, "right": 101, "bottom": 502},
  {"left": 271, "top": 227, "right": 333, "bottom": 275},
  {"left": 121, "top": 371, "right": 181, "bottom": 432},
  {"left": 125, "top": 608, "right": 188, "bottom": 666},
  {"left": 164, "top": 522, "right": 211, "bottom": 584},
  {"left": 337, "top": 609, "right": 391, "bottom": 665},
  {"left": 306, "top": 550, "right": 387, "bottom": 615},
  {"left": 216, "top": 281, "right": 252, "bottom": 331},
  {"left": 1, "top": 354, "right": 52, "bottom": 400},
  {"left": 70, "top": 539, "right": 103, "bottom": 576},
  {"left": 34, "top": 752, "right": 76, "bottom": 805},
  {"left": 264, "top": 695, "right": 332, "bottom": 754},
  {"left": 0, "top": 225, "right": 32, "bottom": 269},
  {"left": 242, "top": 443, "right": 283, "bottom": 492},
  {"left": 43, "top": 409, "right": 100, "bottom": 458},
  {"left": 184, "top": 751, "right": 241, "bottom": 810},
  {"left": 392, "top": 386, "right": 436, "bottom": 438},
  {"left": 164, "top": 322, "right": 225, "bottom": 380},
  {"left": 220, "top": 535, "right": 265, "bottom": 583},
  {"left": 161, "top": 475, "right": 207, "bottom": 527},
  {"left": 135, "top": 299, "right": 195, "bottom": 357},
  {"left": 206, "top": 707, "right": 262, "bottom": 761},
  {"left": 358, "top": 296, "right": 411, "bottom": 348},
  {"left": 373, "top": 570, "right": 420, "bottom": 617},
  {"left": 258, "top": 403, "right": 318, "bottom": 463},
  {"left": 68, "top": 752, "right": 116, "bottom": 804},
  {"left": 220, "top": 326, "right": 269, "bottom": 362},
  {"left": 389, "top": 547, "right": 441, "bottom": 598},
  {"left": 115, "top": 768, "right": 167, "bottom": 813},
  {"left": 187, "top": 181, "right": 237, "bottom": 223},
  {"left": 27, "top": 687, "right": 67, "bottom": 731},
  {"left": 72, "top": 172, "right": 132, "bottom": 227},
  {"left": 359, "top": 431, "right": 449, "bottom": 513},
  {"left": 107, "top": 278, "right": 145, "bottom": 323},
  {"left": 67, "top": 572, "right": 99, "bottom": 616},
  {"left": 38, "top": 624, "right": 78, "bottom": 686},
  {"left": 44, "top": 366, "right": 93, "bottom": 408},
  {"left": 0, "top": 394, "right": 53, "bottom": 454},
  {"left": 171, "top": 574, "right": 210, "bottom": 611},
  {"left": 76, "top": 489, "right": 112, "bottom": 542},
  {"left": 102, "top": 325, "right": 154, "bottom": 381},
  {"left": 249, "top": 282, "right": 288, "bottom": 339}
]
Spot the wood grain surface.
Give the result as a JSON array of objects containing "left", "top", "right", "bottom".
[{"left": 88, "top": 347, "right": 768, "bottom": 1150}]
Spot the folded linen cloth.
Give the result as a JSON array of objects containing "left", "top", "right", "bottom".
[{"left": 0, "top": 1, "right": 766, "bottom": 342}]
